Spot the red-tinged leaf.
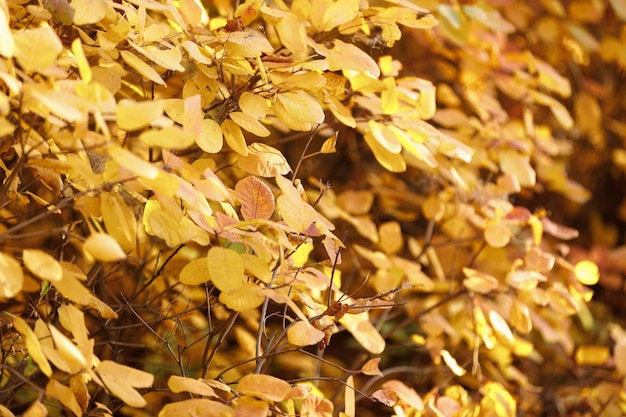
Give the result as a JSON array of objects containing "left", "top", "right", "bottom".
[
  {"left": 371, "top": 389, "right": 399, "bottom": 407},
  {"left": 159, "top": 399, "right": 233, "bottom": 417},
  {"left": 541, "top": 217, "right": 579, "bottom": 240},
  {"left": 361, "top": 358, "right": 383, "bottom": 376},
  {"left": 235, "top": 176, "right": 275, "bottom": 221},
  {"left": 237, "top": 374, "right": 291, "bottom": 402}
]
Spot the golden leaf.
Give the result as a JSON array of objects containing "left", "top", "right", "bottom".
[
  {"left": 0, "top": 2, "right": 14, "bottom": 57},
  {"left": 321, "top": 0, "right": 359, "bottom": 31},
  {"left": 361, "top": 358, "right": 383, "bottom": 376},
  {"left": 340, "top": 313, "right": 385, "bottom": 354},
  {"left": 107, "top": 145, "right": 159, "bottom": 180},
  {"left": 116, "top": 99, "right": 164, "bottom": 132},
  {"left": 168, "top": 376, "right": 219, "bottom": 398},
  {"left": 287, "top": 320, "right": 325, "bottom": 346},
  {"left": 509, "top": 299, "right": 532, "bottom": 334},
  {"left": 574, "top": 260, "right": 599, "bottom": 285},
  {"left": 159, "top": 399, "right": 233, "bottom": 417},
  {"left": 46, "top": 380, "right": 83, "bottom": 417},
  {"left": 0, "top": 251, "right": 23, "bottom": 298},
  {"left": 440, "top": 350, "right": 466, "bottom": 376},
  {"left": 381, "top": 380, "right": 423, "bottom": 410},
  {"left": 179, "top": 258, "right": 211, "bottom": 285},
  {"left": 83, "top": 233, "right": 127, "bottom": 262},
  {"left": 462, "top": 268, "right": 499, "bottom": 294},
  {"left": 371, "top": 389, "right": 399, "bottom": 407},
  {"left": 575, "top": 345, "right": 609, "bottom": 366},
  {"left": 479, "top": 382, "right": 516, "bottom": 417},
  {"left": 140, "top": 126, "right": 196, "bottom": 150},
  {"left": 238, "top": 374, "right": 291, "bottom": 402},
  {"left": 239, "top": 92, "right": 270, "bottom": 119},
  {"left": 23, "top": 401, "right": 47, "bottom": 417},
  {"left": 235, "top": 176, "right": 276, "bottom": 220},
  {"left": 101, "top": 192, "right": 137, "bottom": 253},
  {"left": 219, "top": 282, "right": 265, "bottom": 311},
  {"left": 23, "top": 249, "right": 62, "bottom": 282},
  {"left": 489, "top": 310, "right": 514, "bottom": 343},
  {"left": 378, "top": 221, "right": 403, "bottom": 254},
  {"left": 275, "top": 13, "right": 308, "bottom": 55},
  {"left": 12, "top": 316, "right": 53, "bottom": 377},
  {"left": 54, "top": 270, "right": 91, "bottom": 305},
  {"left": 381, "top": 77, "right": 399, "bottom": 115},
  {"left": 207, "top": 247, "right": 245, "bottom": 293},
  {"left": 221, "top": 119, "right": 249, "bottom": 155},
  {"left": 230, "top": 111, "right": 270, "bottom": 137},
  {"left": 547, "top": 287, "right": 579, "bottom": 315},
  {"left": 363, "top": 130, "right": 406, "bottom": 173},
  {"left": 484, "top": 218, "right": 512, "bottom": 248},
  {"left": 48, "top": 324, "right": 89, "bottom": 373},
  {"left": 71, "top": 0, "right": 106, "bottom": 24},
  {"left": 93, "top": 361, "right": 154, "bottom": 408},
  {"left": 197, "top": 119, "right": 224, "bottom": 153},
  {"left": 506, "top": 270, "right": 546, "bottom": 291},
  {"left": 238, "top": 143, "right": 291, "bottom": 177},
  {"left": 276, "top": 91, "right": 325, "bottom": 126},
  {"left": 120, "top": 50, "right": 165, "bottom": 86},
  {"left": 499, "top": 150, "right": 536, "bottom": 187},
  {"left": 12, "top": 25, "right": 62, "bottom": 72}
]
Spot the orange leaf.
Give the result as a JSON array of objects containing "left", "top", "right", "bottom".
[
  {"left": 237, "top": 374, "right": 291, "bottom": 402},
  {"left": 235, "top": 176, "right": 275, "bottom": 220}
]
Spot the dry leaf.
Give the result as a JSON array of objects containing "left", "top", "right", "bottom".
[{"left": 235, "top": 176, "right": 276, "bottom": 220}]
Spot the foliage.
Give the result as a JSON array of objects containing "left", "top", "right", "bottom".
[{"left": 0, "top": 0, "right": 625, "bottom": 415}]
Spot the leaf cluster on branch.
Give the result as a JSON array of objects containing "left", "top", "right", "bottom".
[{"left": 1, "top": 0, "right": 625, "bottom": 415}]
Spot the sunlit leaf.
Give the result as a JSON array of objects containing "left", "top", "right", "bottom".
[
  {"left": 168, "top": 376, "right": 220, "bottom": 398},
  {"left": 197, "top": 118, "right": 224, "bottom": 153},
  {"left": 83, "top": 233, "right": 127, "bottom": 262},
  {"left": 93, "top": 361, "right": 153, "bottom": 408},
  {"left": 489, "top": 310, "right": 514, "bottom": 343},
  {"left": 120, "top": 50, "right": 166, "bottom": 86},
  {"left": 238, "top": 374, "right": 292, "bottom": 402},
  {"left": 207, "top": 247, "right": 245, "bottom": 293},
  {"left": 361, "top": 358, "right": 383, "bottom": 376},
  {"left": 506, "top": 270, "right": 546, "bottom": 291},
  {"left": 287, "top": 320, "right": 325, "bottom": 346},
  {"left": 179, "top": 258, "right": 211, "bottom": 285},
  {"left": 0, "top": 3, "right": 15, "bottom": 57},
  {"left": 340, "top": 312, "right": 385, "bottom": 354},
  {"left": 12, "top": 25, "right": 62, "bottom": 72},
  {"left": 484, "top": 218, "right": 512, "bottom": 248},
  {"left": 480, "top": 382, "right": 516, "bottom": 417},
  {"left": 574, "top": 260, "right": 600, "bottom": 285},
  {"left": 219, "top": 282, "right": 265, "bottom": 311},
  {"left": 510, "top": 299, "right": 532, "bottom": 334},
  {"left": 159, "top": 399, "right": 233, "bottom": 417},
  {"left": 230, "top": 111, "right": 271, "bottom": 137},
  {"left": 371, "top": 389, "right": 399, "bottom": 407},
  {"left": 381, "top": 380, "right": 423, "bottom": 410},
  {"left": 49, "top": 324, "right": 89, "bottom": 373},
  {"left": 462, "top": 268, "right": 499, "bottom": 294},
  {"left": 23, "top": 249, "right": 62, "bottom": 282},
  {"left": 235, "top": 176, "right": 275, "bottom": 220},
  {"left": 117, "top": 99, "right": 164, "bottom": 131},
  {"left": 101, "top": 192, "right": 137, "bottom": 253},
  {"left": 46, "top": 380, "right": 82, "bottom": 417},
  {"left": 575, "top": 345, "right": 609, "bottom": 366},
  {"left": 0, "top": 251, "right": 23, "bottom": 298},
  {"left": 221, "top": 119, "right": 249, "bottom": 155},
  {"left": 12, "top": 316, "right": 53, "bottom": 377},
  {"left": 440, "top": 349, "right": 466, "bottom": 377},
  {"left": 71, "top": 0, "right": 106, "bottom": 24}
]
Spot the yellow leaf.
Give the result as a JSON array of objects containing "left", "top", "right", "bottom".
[
  {"left": 548, "top": 287, "right": 579, "bottom": 315},
  {"left": 484, "top": 218, "right": 512, "bottom": 248},
  {"left": 83, "top": 233, "right": 127, "bottom": 262},
  {"left": 140, "top": 125, "right": 196, "bottom": 150},
  {"left": 0, "top": 404, "right": 16, "bottom": 417},
  {"left": 276, "top": 91, "right": 325, "bottom": 125},
  {"left": 141, "top": 44, "right": 185, "bottom": 72},
  {"left": 238, "top": 374, "right": 291, "bottom": 402},
  {"left": 344, "top": 375, "right": 355, "bottom": 417},
  {"left": 168, "top": 375, "right": 219, "bottom": 397},
  {"left": 276, "top": 175, "right": 334, "bottom": 233},
  {"left": 116, "top": 99, "right": 164, "bottom": 131},
  {"left": 574, "top": 260, "right": 599, "bottom": 285},
  {"left": 12, "top": 316, "right": 53, "bottom": 377},
  {"left": 0, "top": 251, "right": 23, "bottom": 298},
  {"left": 480, "top": 382, "right": 516, "bottom": 417},
  {"left": 71, "top": 0, "right": 106, "bottom": 24},
  {"left": 207, "top": 247, "right": 245, "bottom": 293},
  {"left": 440, "top": 349, "right": 466, "bottom": 377},
  {"left": 363, "top": 130, "right": 406, "bottom": 172},
  {"left": 361, "top": 358, "right": 383, "bottom": 376},
  {"left": 325, "top": 94, "right": 356, "bottom": 127},
  {"left": 107, "top": 145, "right": 159, "bottom": 180},
  {"left": 197, "top": 119, "right": 224, "bottom": 153},
  {"left": 229, "top": 111, "right": 270, "bottom": 137},
  {"left": 12, "top": 25, "right": 62, "bottom": 72},
  {"left": 71, "top": 38, "right": 91, "bottom": 83},
  {"left": 275, "top": 13, "right": 308, "bottom": 55},
  {"left": 509, "top": 299, "right": 532, "bottom": 334},
  {"left": 287, "top": 320, "right": 326, "bottom": 346},
  {"left": 368, "top": 120, "right": 401, "bottom": 153},
  {"left": 311, "top": 39, "right": 380, "bottom": 76},
  {"left": 179, "top": 258, "right": 211, "bottom": 285},
  {"left": 506, "top": 270, "right": 546, "bottom": 291},
  {"left": 340, "top": 313, "right": 385, "bottom": 354},
  {"left": 381, "top": 77, "right": 399, "bottom": 115},
  {"left": 0, "top": 2, "right": 15, "bottom": 57},
  {"left": 221, "top": 119, "right": 249, "bottom": 155},
  {"left": 46, "top": 380, "right": 82, "bottom": 417},
  {"left": 120, "top": 50, "right": 165, "bottom": 86},
  {"left": 235, "top": 176, "right": 276, "bottom": 220},
  {"left": 23, "top": 249, "right": 62, "bottom": 282},
  {"left": 237, "top": 143, "right": 291, "bottom": 177},
  {"left": 462, "top": 268, "right": 499, "bottom": 294},
  {"left": 499, "top": 150, "right": 536, "bottom": 187},
  {"left": 93, "top": 361, "right": 154, "bottom": 408},
  {"left": 575, "top": 345, "right": 609, "bottom": 366},
  {"left": 321, "top": 0, "right": 359, "bottom": 31},
  {"left": 54, "top": 270, "right": 91, "bottom": 305},
  {"left": 489, "top": 310, "right": 514, "bottom": 343},
  {"left": 378, "top": 221, "right": 403, "bottom": 254},
  {"left": 23, "top": 401, "right": 47, "bottom": 417},
  {"left": 239, "top": 92, "right": 270, "bottom": 119},
  {"left": 101, "top": 192, "right": 137, "bottom": 253},
  {"left": 49, "top": 324, "right": 89, "bottom": 373},
  {"left": 219, "top": 282, "right": 265, "bottom": 311},
  {"left": 320, "top": 133, "right": 338, "bottom": 154},
  {"left": 159, "top": 399, "right": 233, "bottom": 417}
]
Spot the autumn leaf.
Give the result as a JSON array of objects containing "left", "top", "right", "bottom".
[
  {"left": 235, "top": 176, "right": 276, "bottom": 220},
  {"left": 237, "top": 374, "right": 292, "bottom": 402},
  {"left": 92, "top": 361, "right": 154, "bottom": 408}
]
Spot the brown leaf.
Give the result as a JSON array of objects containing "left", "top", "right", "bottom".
[{"left": 235, "top": 176, "right": 276, "bottom": 221}]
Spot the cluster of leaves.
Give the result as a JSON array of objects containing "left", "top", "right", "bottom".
[{"left": 1, "top": 0, "right": 625, "bottom": 415}]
